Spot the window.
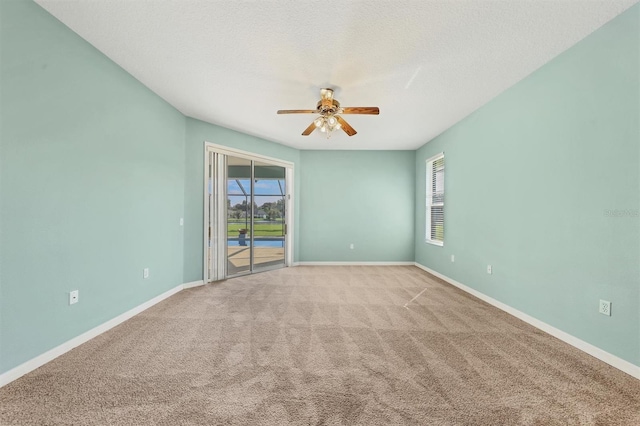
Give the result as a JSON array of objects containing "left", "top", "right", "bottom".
[{"left": 426, "top": 153, "right": 444, "bottom": 245}]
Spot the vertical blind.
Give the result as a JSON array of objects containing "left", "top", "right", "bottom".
[{"left": 427, "top": 154, "right": 444, "bottom": 243}]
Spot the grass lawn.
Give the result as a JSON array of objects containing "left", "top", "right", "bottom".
[{"left": 227, "top": 221, "right": 285, "bottom": 237}]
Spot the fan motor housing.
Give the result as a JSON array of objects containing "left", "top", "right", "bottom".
[{"left": 317, "top": 99, "right": 341, "bottom": 115}]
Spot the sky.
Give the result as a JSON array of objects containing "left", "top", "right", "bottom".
[{"left": 227, "top": 179, "right": 285, "bottom": 207}]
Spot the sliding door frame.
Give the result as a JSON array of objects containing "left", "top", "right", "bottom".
[{"left": 203, "top": 142, "right": 294, "bottom": 282}]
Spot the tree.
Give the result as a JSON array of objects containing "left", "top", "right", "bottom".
[{"left": 266, "top": 207, "right": 280, "bottom": 221}]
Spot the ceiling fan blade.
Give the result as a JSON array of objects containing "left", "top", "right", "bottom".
[
  {"left": 341, "top": 107, "right": 380, "bottom": 115},
  {"left": 277, "top": 109, "right": 317, "bottom": 114},
  {"left": 301, "top": 121, "right": 317, "bottom": 136},
  {"left": 336, "top": 116, "right": 357, "bottom": 136}
]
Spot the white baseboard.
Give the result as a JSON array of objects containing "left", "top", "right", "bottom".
[
  {"left": 183, "top": 280, "right": 205, "bottom": 289},
  {"left": 414, "top": 262, "right": 640, "bottom": 380},
  {"left": 0, "top": 283, "right": 185, "bottom": 388},
  {"left": 297, "top": 261, "right": 415, "bottom": 266}
]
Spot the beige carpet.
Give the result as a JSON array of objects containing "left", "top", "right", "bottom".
[{"left": 1, "top": 266, "right": 639, "bottom": 425}]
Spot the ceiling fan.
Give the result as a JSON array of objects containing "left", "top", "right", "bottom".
[{"left": 277, "top": 88, "right": 379, "bottom": 138}]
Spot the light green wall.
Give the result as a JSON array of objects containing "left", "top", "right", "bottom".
[
  {"left": 299, "top": 150, "right": 415, "bottom": 262},
  {"left": 182, "top": 118, "right": 301, "bottom": 283},
  {"left": 0, "top": 0, "right": 186, "bottom": 373},
  {"left": 415, "top": 5, "right": 639, "bottom": 366},
  {"left": 2, "top": 0, "right": 637, "bottom": 378}
]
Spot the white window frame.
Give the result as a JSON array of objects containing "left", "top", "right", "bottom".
[{"left": 426, "top": 152, "right": 444, "bottom": 246}]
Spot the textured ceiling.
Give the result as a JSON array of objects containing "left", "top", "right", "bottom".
[{"left": 35, "top": 0, "right": 638, "bottom": 150}]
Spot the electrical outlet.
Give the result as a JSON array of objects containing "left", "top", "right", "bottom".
[
  {"left": 487, "top": 265, "right": 492, "bottom": 274},
  {"left": 69, "top": 290, "right": 79, "bottom": 305},
  {"left": 451, "top": 255, "right": 455, "bottom": 263},
  {"left": 143, "top": 268, "right": 149, "bottom": 279},
  {"left": 350, "top": 243, "right": 354, "bottom": 250},
  {"left": 599, "top": 300, "right": 611, "bottom": 316},
  {"left": 179, "top": 218, "right": 184, "bottom": 226}
]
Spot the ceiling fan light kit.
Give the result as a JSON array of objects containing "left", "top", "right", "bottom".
[
  {"left": 314, "top": 115, "right": 342, "bottom": 137},
  {"left": 277, "top": 88, "right": 379, "bottom": 139}
]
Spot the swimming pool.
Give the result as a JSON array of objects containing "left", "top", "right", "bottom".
[{"left": 228, "top": 238, "right": 284, "bottom": 248}]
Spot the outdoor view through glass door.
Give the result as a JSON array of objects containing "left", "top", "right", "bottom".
[
  {"left": 226, "top": 157, "right": 286, "bottom": 277},
  {"left": 205, "top": 145, "right": 291, "bottom": 282}
]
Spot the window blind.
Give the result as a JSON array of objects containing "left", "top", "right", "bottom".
[{"left": 426, "top": 154, "right": 444, "bottom": 244}]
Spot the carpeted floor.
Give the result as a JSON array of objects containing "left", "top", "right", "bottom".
[{"left": 1, "top": 266, "right": 639, "bottom": 425}]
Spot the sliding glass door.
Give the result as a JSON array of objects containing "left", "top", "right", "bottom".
[
  {"left": 226, "top": 156, "right": 253, "bottom": 276},
  {"left": 252, "top": 161, "right": 286, "bottom": 273},
  {"left": 205, "top": 145, "right": 291, "bottom": 281}
]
